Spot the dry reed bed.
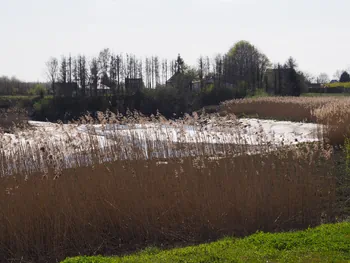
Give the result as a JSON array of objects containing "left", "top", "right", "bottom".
[
  {"left": 222, "top": 96, "right": 350, "bottom": 145},
  {"left": 0, "top": 113, "right": 288, "bottom": 177},
  {"left": 0, "top": 113, "right": 336, "bottom": 262},
  {"left": 0, "top": 143, "right": 335, "bottom": 262}
]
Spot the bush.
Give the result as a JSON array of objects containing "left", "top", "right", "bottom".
[{"left": 28, "top": 84, "right": 47, "bottom": 98}]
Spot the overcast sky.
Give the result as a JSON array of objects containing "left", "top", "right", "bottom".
[{"left": 0, "top": 0, "right": 349, "bottom": 82}]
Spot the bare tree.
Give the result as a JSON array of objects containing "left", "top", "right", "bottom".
[
  {"left": 285, "top": 56, "right": 298, "bottom": 69},
  {"left": 109, "top": 54, "right": 117, "bottom": 96},
  {"left": 302, "top": 71, "right": 315, "bottom": 84},
  {"left": 68, "top": 54, "right": 72, "bottom": 83},
  {"left": 162, "top": 59, "right": 168, "bottom": 84},
  {"left": 46, "top": 57, "right": 59, "bottom": 96},
  {"left": 125, "top": 54, "right": 130, "bottom": 78},
  {"left": 116, "top": 54, "right": 122, "bottom": 93},
  {"left": 98, "top": 48, "right": 111, "bottom": 94},
  {"left": 89, "top": 58, "right": 99, "bottom": 97},
  {"left": 214, "top": 54, "right": 223, "bottom": 78},
  {"left": 151, "top": 56, "right": 155, "bottom": 88},
  {"left": 317, "top": 73, "right": 330, "bottom": 84},
  {"left": 198, "top": 56, "right": 204, "bottom": 80},
  {"left": 133, "top": 55, "right": 138, "bottom": 78},
  {"left": 205, "top": 56, "right": 210, "bottom": 78},
  {"left": 333, "top": 70, "right": 343, "bottom": 81},
  {"left": 77, "top": 55, "right": 88, "bottom": 97},
  {"left": 170, "top": 60, "right": 176, "bottom": 77},
  {"left": 145, "top": 57, "right": 151, "bottom": 88},
  {"left": 154, "top": 56, "right": 160, "bottom": 87},
  {"left": 175, "top": 54, "right": 185, "bottom": 74},
  {"left": 138, "top": 59, "right": 143, "bottom": 80},
  {"left": 72, "top": 57, "right": 79, "bottom": 96},
  {"left": 59, "top": 56, "right": 67, "bottom": 83}
]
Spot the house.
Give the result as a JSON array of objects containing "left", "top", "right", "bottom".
[
  {"left": 191, "top": 80, "right": 201, "bottom": 91},
  {"left": 308, "top": 83, "right": 323, "bottom": 89},
  {"left": 166, "top": 72, "right": 196, "bottom": 91},
  {"left": 97, "top": 83, "right": 112, "bottom": 96}
]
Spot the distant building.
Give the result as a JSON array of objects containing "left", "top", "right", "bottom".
[
  {"left": 308, "top": 83, "right": 323, "bottom": 89},
  {"left": 191, "top": 80, "right": 201, "bottom": 91},
  {"left": 97, "top": 83, "right": 112, "bottom": 95},
  {"left": 166, "top": 72, "right": 196, "bottom": 91}
]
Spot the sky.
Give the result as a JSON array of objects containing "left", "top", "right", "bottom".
[{"left": 0, "top": 0, "right": 349, "bottom": 82}]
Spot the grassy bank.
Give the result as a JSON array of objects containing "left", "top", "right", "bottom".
[{"left": 61, "top": 222, "right": 350, "bottom": 263}]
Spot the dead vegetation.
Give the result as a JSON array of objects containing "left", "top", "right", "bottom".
[
  {"left": 0, "top": 111, "right": 336, "bottom": 262},
  {"left": 222, "top": 96, "right": 350, "bottom": 145}
]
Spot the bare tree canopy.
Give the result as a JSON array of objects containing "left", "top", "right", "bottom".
[
  {"left": 317, "top": 73, "right": 330, "bottom": 84},
  {"left": 333, "top": 70, "right": 343, "bottom": 81},
  {"left": 285, "top": 57, "right": 298, "bottom": 69},
  {"left": 46, "top": 57, "right": 58, "bottom": 95}
]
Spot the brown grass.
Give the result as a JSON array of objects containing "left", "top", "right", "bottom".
[
  {"left": 0, "top": 113, "right": 336, "bottom": 262},
  {"left": 222, "top": 96, "right": 350, "bottom": 145},
  {"left": 0, "top": 107, "right": 29, "bottom": 133}
]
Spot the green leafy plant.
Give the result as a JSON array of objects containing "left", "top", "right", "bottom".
[{"left": 28, "top": 84, "right": 47, "bottom": 98}]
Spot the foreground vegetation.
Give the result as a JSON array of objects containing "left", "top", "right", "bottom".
[
  {"left": 62, "top": 222, "right": 350, "bottom": 263},
  {"left": 2, "top": 96, "right": 350, "bottom": 262},
  {"left": 0, "top": 112, "right": 336, "bottom": 262}
]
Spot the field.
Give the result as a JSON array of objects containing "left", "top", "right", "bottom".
[
  {"left": 325, "top": 82, "right": 350, "bottom": 88},
  {"left": 0, "top": 97, "right": 349, "bottom": 262}
]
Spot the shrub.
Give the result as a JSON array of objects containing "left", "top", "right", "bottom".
[{"left": 28, "top": 84, "right": 47, "bottom": 98}]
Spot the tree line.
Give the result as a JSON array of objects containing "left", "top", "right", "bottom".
[
  {"left": 0, "top": 76, "right": 48, "bottom": 96},
  {"left": 310, "top": 69, "right": 350, "bottom": 85},
  {"left": 44, "top": 40, "right": 306, "bottom": 98},
  {"left": 0, "top": 40, "right": 313, "bottom": 120},
  {"left": 46, "top": 49, "right": 186, "bottom": 97}
]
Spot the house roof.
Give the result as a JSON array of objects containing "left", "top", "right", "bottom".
[{"left": 166, "top": 72, "right": 194, "bottom": 88}]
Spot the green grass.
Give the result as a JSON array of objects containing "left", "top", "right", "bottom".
[
  {"left": 325, "top": 82, "right": 350, "bottom": 88},
  {"left": 301, "top": 93, "right": 350, "bottom": 97},
  {"left": 61, "top": 222, "right": 350, "bottom": 263}
]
